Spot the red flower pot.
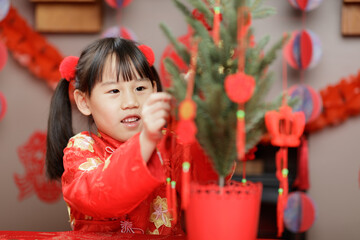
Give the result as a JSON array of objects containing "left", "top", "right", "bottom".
[{"left": 186, "top": 181, "right": 262, "bottom": 240}]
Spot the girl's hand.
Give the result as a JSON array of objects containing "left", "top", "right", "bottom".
[{"left": 140, "top": 92, "right": 172, "bottom": 161}]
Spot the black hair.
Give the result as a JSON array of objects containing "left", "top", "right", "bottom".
[{"left": 46, "top": 38, "right": 162, "bottom": 180}]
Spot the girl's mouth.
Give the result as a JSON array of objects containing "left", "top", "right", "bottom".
[{"left": 121, "top": 116, "right": 140, "bottom": 128}]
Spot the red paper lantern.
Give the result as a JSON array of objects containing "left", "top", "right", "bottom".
[
  {"left": 283, "top": 30, "right": 322, "bottom": 70},
  {"left": 288, "top": 0, "right": 323, "bottom": 12},
  {"left": 288, "top": 84, "right": 323, "bottom": 123},
  {"left": 284, "top": 191, "right": 317, "bottom": 233},
  {"left": 105, "top": 0, "right": 133, "bottom": 8}
]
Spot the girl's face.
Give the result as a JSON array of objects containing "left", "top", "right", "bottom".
[{"left": 76, "top": 55, "right": 157, "bottom": 142}]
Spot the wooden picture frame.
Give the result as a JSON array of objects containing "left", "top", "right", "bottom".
[
  {"left": 342, "top": 3, "right": 360, "bottom": 36},
  {"left": 31, "top": 0, "right": 102, "bottom": 33}
]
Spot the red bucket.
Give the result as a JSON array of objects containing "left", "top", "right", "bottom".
[{"left": 185, "top": 181, "right": 262, "bottom": 240}]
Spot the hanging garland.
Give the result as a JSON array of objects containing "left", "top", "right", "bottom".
[
  {"left": 305, "top": 70, "right": 360, "bottom": 133},
  {"left": 0, "top": 6, "right": 63, "bottom": 89}
]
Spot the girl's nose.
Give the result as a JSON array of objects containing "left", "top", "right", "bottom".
[{"left": 120, "top": 91, "right": 139, "bottom": 109}]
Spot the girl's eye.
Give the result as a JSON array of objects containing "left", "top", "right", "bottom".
[
  {"left": 136, "top": 86, "right": 146, "bottom": 91},
  {"left": 109, "top": 89, "right": 119, "bottom": 94}
]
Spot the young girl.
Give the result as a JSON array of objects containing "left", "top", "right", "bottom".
[{"left": 46, "top": 38, "right": 220, "bottom": 235}]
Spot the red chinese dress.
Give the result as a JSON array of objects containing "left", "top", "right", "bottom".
[{"left": 61, "top": 130, "right": 219, "bottom": 235}]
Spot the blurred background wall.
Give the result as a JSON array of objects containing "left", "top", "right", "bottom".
[{"left": 0, "top": 1, "right": 359, "bottom": 239}]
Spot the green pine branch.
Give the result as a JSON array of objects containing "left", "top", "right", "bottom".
[{"left": 161, "top": 0, "right": 287, "bottom": 178}]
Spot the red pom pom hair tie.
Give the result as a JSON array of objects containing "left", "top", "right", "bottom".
[
  {"left": 138, "top": 44, "right": 155, "bottom": 67},
  {"left": 59, "top": 56, "right": 79, "bottom": 82}
]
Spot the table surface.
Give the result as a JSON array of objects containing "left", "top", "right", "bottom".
[{"left": 0, "top": 231, "right": 279, "bottom": 240}]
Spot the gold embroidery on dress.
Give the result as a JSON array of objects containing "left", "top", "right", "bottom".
[
  {"left": 102, "top": 156, "right": 111, "bottom": 171},
  {"left": 72, "top": 134, "right": 95, "bottom": 152},
  {"left": 147, "top": 229, "right": 160, "bottom": 235},
  {"left": 78, "top": 157, "right": 102, "bottom": 171},
  {"left": 149, "top": 196, "right": 172, "bottom": 229}
]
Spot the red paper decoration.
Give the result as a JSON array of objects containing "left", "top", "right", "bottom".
[
  {"left": 0, "top": 7, "right": 63, "bottom": 89},
  {"left": 0, "top": 39, "right": 7, "bottom": 70},
  {"left": 225, "top": 72, "right": 255, "bottom": 104},
  {"left": 288, "top": 0, "right": 323, "bottom": 12},
  {"left": 176, "top": 41, "right": 198, "bottom": 145},
  {"left": 288, "top": 84, "right": 323, "bottom": 123},
  {"left": 13, "top": 131, "right": 62, "bottom": 203},
  {"left": 0, "top": 91, "right": 7, "bottom": 121},
  {"left": 293, "top": 136, "right": 310, "bottom": 191},
  {"left": 265, "top": 105, "right": 305, "bottom": 148},
  {"left": 284, "top": 191, "right": 316, "bottom": 233},
  {"left": 275, "top": 147, "right": 289, "bottom": 237},
  {"left": 105, "top": 0, "right": 133, "bottom": 9},
  {"left": 283, "top": 30, "right": 322, "bottom": 70},
  {"left": 306, "top": 71, "right": 360, "bottom": 133}
]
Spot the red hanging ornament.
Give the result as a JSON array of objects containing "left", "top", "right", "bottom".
[
  {"left": 265, "top": 105, "right": 305, "bottom": 147},
  {"left": 293, "top": 136, "right": 310, "bottom": 190},
  {"left": 179, "top": 99, "right": 197, "bottom": 120},
  {"left": 237, "top": 9, "right": 252, "bottom": 40},
  {"left": 176, "top": 99, "right": 197, "bottom": 144},
  {"left": 176, "top": 39, "right": 198, "bottom": 145},
  {"left": 275, "top": 147, "right": 289, "bottom": 237},
  {"left": 224, "top": 6, "right": 254, "bottom": 165},
  {"left": 236, "top": 107, "right": 246, "bottom": 160},
  {"left": 265, "top": 51, "right": 306, "bottom": 237},
  {"left": 176, "top": 39, "right": 198, "bottom": 223},
  {"left": 225, "top": 72, "right": 256, "bottom": 104},
  {"left": 212, "top": 0, "right": 221, "bottom": 45},
  {"left": 176, "top": 119, "right": 197, "bottom": 144},
  {"left": 182, "top": 161, "right": 190, "bottom": 210},
  {"left": 0, "top": 91, "right": 7, "bottom": 121}
]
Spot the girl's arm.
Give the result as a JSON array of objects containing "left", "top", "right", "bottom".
[
  {"left": 62, "top": 93, "right": 171, "bottom": 219},
  {"left": 62, "top": 132, "right": 165, "bottom": 219}
]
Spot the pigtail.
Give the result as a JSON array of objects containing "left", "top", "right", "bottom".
[
  {"left": 150, "top": 66, "right": 163, "bottom": 92},
  {"left": 46, "top": 78, "right": 74, "bottom": 180}
]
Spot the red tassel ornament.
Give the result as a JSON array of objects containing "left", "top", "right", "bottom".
[
  {"left": 166, "top": 177, "right": 172, "bottom": 213},
  {"left": 181, "top": 161, "right": 190, "bottom": 210},
  {"left": 212, "top": 0, "right": 221, "bottom": 46},
  {"left": 275, "top": 147, "right": 289, "bottom": 237},
  {"left": 171, "top": 181, "right": 177, "bottom": 224},
  {"left": 236, "top": 107, "right": 246, "bottom": 160},
  {"left": 176, "top": 99, "right": 197, "bottom": 144},
  {"left": 293, "top": 136, "right": 310, "bottom": 190}
]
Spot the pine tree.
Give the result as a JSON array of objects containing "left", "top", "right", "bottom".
[{"left": 160, "top": 0, "right": 287, "bottom": 183}]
